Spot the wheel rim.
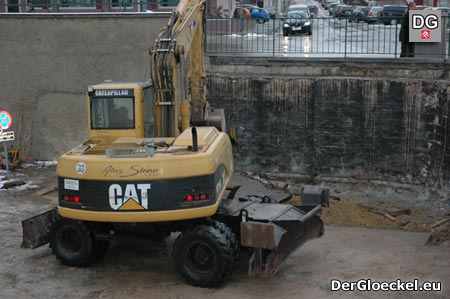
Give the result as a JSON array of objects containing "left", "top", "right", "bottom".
[
  {"left": 186, "top": 242, "right": 215, "bottom": 274},
  {"left": 58, "top": 226, "right": 82, "bottom": 254}
]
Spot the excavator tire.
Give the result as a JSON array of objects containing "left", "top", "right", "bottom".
[
  {"left": 49, "top": 217, "right": 96, "bottom": 267},
  {"left": 172, "top": 221, "right": 236, "bottom": 287},
  {"left": 207, "top": 219, "right": 240, "bottom": 273}
]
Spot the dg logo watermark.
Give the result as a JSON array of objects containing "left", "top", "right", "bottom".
[{"left": 409, "top": 11, "right": 442, "bottom": 42}]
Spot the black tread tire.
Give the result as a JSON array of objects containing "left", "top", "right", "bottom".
[
  {"left": 207, "top": 220, "right": 240, "bottom": 272},
  {"left": 172, "top": 221, "right": 237, "bottom": 288},
  {"left": 49, "top": 218, "right": 96, "bottom": 267}
]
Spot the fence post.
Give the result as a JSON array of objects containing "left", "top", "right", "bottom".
[
  {"left": 394, "top": 21, "right": 398, "bottom": 58},
  {"left": 344, "top": 18, "right": 348, "bottom": 58},
  {"left": 448, "top": 16, "right": 450, "bottom": 59},
  {"left": 272, "top": 18, "right": 276, "bottom": 57}
]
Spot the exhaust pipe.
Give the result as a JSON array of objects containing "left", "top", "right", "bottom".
[{"left": 192, "top": 127, "right": 198, "bottom": 152}]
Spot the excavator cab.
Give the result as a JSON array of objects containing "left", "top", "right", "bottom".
[{"left": 86, "top": 82, "right": 155, "bottom": 144}]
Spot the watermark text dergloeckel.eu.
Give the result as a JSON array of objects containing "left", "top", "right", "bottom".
[{"left": 331, "top": 279, "right": 442, "bottom": 292}]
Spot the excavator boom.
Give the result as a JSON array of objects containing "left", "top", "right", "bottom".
[{"left": 151, "top": 0, "right": 213, "bottom": 137}]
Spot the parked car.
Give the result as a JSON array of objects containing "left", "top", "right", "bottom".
[
  {"left": 331, "top": 4, "right": 343, "bottom": 17},
  {"left": 425, "top": 6, "right": 450, "bottom": 14},
  {"left": 265, "top": 6, "right": 277, "bottom": 19},
  {"left": 336, "top": 5, "right": 354, "bottom": 19},
  {"left": 425, "top": 7, "right": 450, "bottom": 29},
  {"left": 328, "top": 2, "right": 338, "bottom": 16},
  {"left": 379, "top": 5, "right": 407, "bottom": 25},
  {"left": 233, "top": 7, "right": 251, "bottom": 19},
  {"left": 308, "top": 4, "right": 319, "bottom": 17},
  {"left": 349, "top": 6, "right": 370, "bottom": 23},
  {"left": 288, "top": 4, "right": 311, "bottom": 15},
  {"left": 283, "top": 10, "right": 312, "bottom": 36},
  {"left": 241, "top": 5, "right": 270, "bottom": 23},
  {"left": 367, "top": 6, "right": 382, "bottom": 24},
  {"left": 323, "top": 0, "right": 336, "bottom": 10}
]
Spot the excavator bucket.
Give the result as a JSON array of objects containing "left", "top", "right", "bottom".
[
  {"left": 218, "top": 185, "right": 329, "bottom": 279},
  {"left": 21, "top": 209, "right": 57, "bottom": 249}
]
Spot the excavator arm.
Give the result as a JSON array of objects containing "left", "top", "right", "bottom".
[{"left": 150, "top": 0, "right": 224, "bottom": 137}]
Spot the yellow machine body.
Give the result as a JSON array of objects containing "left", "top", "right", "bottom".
[{"left": 57, "top": 82, "right": 233, "bottom": 223}]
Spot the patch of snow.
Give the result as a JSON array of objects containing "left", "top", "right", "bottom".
[
  {"left": 226, "top": 33, "right": 268, "bottom": 38},
  {"left": 0, "top": 179, "right": 39, "bottom": 191},
  {"left": 16, "top": 182, "right": 40, "bottom": 191},
  {"left": 21, "top": 161, "right": 58, "bottom": 168}
]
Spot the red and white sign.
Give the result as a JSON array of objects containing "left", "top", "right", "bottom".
[
  {"left": 0, "top": 110, "right": 12, "bottom": 130},
  {"left": 421, "top": 30, "right": 431, "bottom": 39}
]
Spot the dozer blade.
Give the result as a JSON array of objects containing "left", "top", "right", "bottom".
[
  {"left": 219, "top": 186, "right": 328, "bottom": 279},
  {"left": 21, "top": 209, "right": 57, "bottom": 249},
  {"left": 243, "top": 205, "right": 324, "bottom": 279}
]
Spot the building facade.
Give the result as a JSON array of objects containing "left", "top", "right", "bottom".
[{"left": 0, "top": 0, "right": 236, "bottom": 15}]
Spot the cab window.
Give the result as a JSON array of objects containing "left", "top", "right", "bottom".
[{"left": 91, "top": 97, "right": 135, "bottom": 129}]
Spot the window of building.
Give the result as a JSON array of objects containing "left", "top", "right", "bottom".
[
  {"left": 60, "top": 0, "right": 96, "bottom": 8},
  {"left": 112, "top": 0, "right": 132, "bottom": 8},
  {"left": 161, "top": 0, "right": 180, "bottom": 7}
]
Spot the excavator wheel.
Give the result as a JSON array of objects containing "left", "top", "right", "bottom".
[
  {"left": 207, "top": 219, "right": 240, "bottom": 272},
  {"left": 172, "top": 221, "right": 237, "bottom": 287},
  {"left": 49, "top": 217, "right": 96, "bottom": 267}
]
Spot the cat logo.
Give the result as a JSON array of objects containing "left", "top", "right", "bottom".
[{"left": 109, "top": 184, "right": 151, "bottom": 210}]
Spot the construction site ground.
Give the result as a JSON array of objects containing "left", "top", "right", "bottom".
[{"left": 0, "top": 164, "right": 449, "bottom": 299}]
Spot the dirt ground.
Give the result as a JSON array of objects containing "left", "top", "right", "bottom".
[
  {"left": 233, "top": 172, "right": 450, "bottom": 235},
  {"left": 0, "top": 164, "right": 449, "bottom": 299}
]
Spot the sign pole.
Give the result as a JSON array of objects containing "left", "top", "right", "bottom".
[
  {"left": 0, "top": 110, "right": 13, "bottom": 178},
  {"left": 3, "top": 139, "right": 9, "bottom": 176}
]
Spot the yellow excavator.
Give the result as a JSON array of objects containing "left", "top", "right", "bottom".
[{"left": 21, "top": 0, "right": 328, "bottom": 287}]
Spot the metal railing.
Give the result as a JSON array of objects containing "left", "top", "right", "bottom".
[
  {"left": 1, "top": 2, "right": 448, "bottom": 59},
  {"left": 205, "top": 16, "right": 450, "bottom": 59}
]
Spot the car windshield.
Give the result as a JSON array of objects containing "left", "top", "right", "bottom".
[{"left": 287, "top": 11, "right": 309, "bottom": 18}]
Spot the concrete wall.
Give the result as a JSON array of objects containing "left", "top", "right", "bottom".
[
  {"left": 0, "top": 14, "right": 169, "bottom": 160},
  {"left": 206, "top": 56, "right": 450, "bottom": 186},
  {"left": 0, "top": 15, "right": 449, "bottom": 186}
]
